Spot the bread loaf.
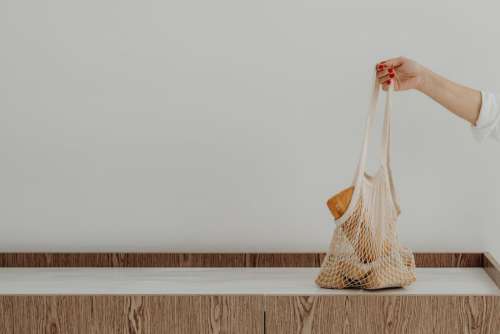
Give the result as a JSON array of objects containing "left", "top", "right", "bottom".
[
  {"left": 315, "top": 258, "right": 371, "bottom": 289},
  {"left": 364, "top": 254, "right": 416, "bottom": 289},
  {"left": 327, "top": 186, "right": 354, "bottom": 219}
]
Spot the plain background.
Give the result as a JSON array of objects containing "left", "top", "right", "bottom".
[{"left": 1, "top": 0, "right": 499, "bottom": 260}]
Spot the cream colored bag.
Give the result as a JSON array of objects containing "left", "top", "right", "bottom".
[{"left": 315, "top": 74, "right": 416, "bottom": 289}]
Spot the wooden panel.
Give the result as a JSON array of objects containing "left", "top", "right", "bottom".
[
  {"left": 414, "top": 252, "right": 483, "bottom": 268},
  {"left": 130, "top": 296, "right": 263, "bottom": 334},
  {"left": 0, "top": 295, "right": 263, "bottom": 334},
  {"left": 0, "top": 252, "right": 485, "bottom": 268},
  {"left": 244, "top": 253, "right": 323, "bottom": 267},
  {"left": 126, "top": 296, "right": 147, "bottom": 334},
  {"left": 265, "top": 295, "right": 500, "bottom": 334},
  {"left": 0, "top": 253, "right": 247, "bottom": 268},
  {"left": 484, "top": 252, "right": 500, "bottom": 289},
  {"left": 1, "top": 296, "right": 127, "bottom": 334},
  {"left": 51, "top": 296, "right": 92, "bottom": 333},
  {"left": 200, "top": 296, "right": 264, "bottom": 334},
  {"left": 11, "top": 296, "right": 47, "bottom": 334},
  {"left": 0, "top": 294, "right": 13, "bottom": 334}
]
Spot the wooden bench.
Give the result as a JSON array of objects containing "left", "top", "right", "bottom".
[{"left": 0, "top": 252, "right": 498, "bottom": 333}]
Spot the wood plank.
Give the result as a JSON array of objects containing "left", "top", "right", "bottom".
[
  {"left": 0, "top": 295, "right": 263, "bottom": 334},
  {"left": 126, "top": 296, "right": 148, "bottom": 334},
  {"left": 414, "top": 252, "right": 483, "bottom": 268},
  {"left": 265, "top": 295, "right": 500, "bottom": 334},
  {"left": 245, "top": 253, "right": 323, "bottom": 267},
  {"left": 125, "top": 253, "right": 247, "bottom": 268},
  {"left": 131, "top": 296, "right": 264, "bottom": 334},
  {"left": 60, "top": 296, "right": 94, "bottom": 333},
  {"left": 0, "top": 294, "right": 13, "bottom": 334},
  {"left": 141, "top": 295, "right": 176, "bottom": 333},
  {"left": 0, "top": 253, "right": 248, "bottom": 268},
  {"left": 175, "top": 296, "right": 200, "bottom": 334},
  {"left": 12, "top": 296, "right": 47, "bottom": 333},
  {"left": 484, "top": 252, "right": 500, "bottom": 289},
  {"left": 0, "top": 252, "right": 485, "bottom": 268},
  {"left": 92, "top": 296, "right": 128, "bottom": 333},
  {"left": 200, "top": 296, "right": 264, "bottom": 334},
  {"left": 10, "top": 296, "right": 128, "bottom": 334}
]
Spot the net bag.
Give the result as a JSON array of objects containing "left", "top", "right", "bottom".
[{"left": 315, "top": 73, "right": 416, "bottom": 289}]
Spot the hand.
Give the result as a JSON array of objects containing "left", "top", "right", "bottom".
[{"left": 376, "top": 57, "right": 426, "bottom": 91}]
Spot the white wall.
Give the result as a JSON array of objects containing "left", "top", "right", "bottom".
[{"left": 1, "top": 0, "right": 499, "bottom": 258}]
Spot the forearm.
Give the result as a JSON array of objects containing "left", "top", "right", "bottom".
[{"left": 417, "top": 68, "right": 481, "bottom": 125}]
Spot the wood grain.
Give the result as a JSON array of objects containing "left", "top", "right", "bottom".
[
  {"left": 0, "top": 295, "right": 263, "bottom": 334},
  {"left": 0, "top": 253, "right": 496, "bottom": 333},
  {"left": 0, "top": 253, "right": 247, "bottom": 268},
  {"left": 0, "top": 294, "right": 13, "bottom": 334},
  {"left": 244, "top": 253, "right": 323, "bottom": 267},
  {"left": 413, "top": 252, "right": 483, "bottom": 268},
  {"left": 0, "top": 252, "right": 484, "bottom": 268},
  {"left": 200, "top": 295, "right": 263, "bottom": 334},
  {"left": 12, "top": 296, "right": 47, "bottom": 334},
  {"left": 484, "top": 252, "right": 500, "bottom": 289},
  {"left": 265, "top": 295, "right": 500, "bottom": 334}
]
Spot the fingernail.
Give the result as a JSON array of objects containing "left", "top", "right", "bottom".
[
  {"left": 389, "top": 73, "right": 395, "bottom": 78},
  {"left": 388, "top": 68, "right": 394, "bottom": 73},
  {"left": 385, "top": 79, "right": 392, "bottom": 84},
  {"left": 377, "top": 65, "right": 384, "bottom": 70}
]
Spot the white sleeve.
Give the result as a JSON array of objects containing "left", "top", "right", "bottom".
[{"left": 471, "top": 91, "right": 500, "bottom": 142}]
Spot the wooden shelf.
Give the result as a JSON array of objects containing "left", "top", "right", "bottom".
[
  {"left": 0, "top": 252, "right": 498, "bottom": 334},
  {"left": 0, "top": 267, "right": 497, "bottom": 296}
]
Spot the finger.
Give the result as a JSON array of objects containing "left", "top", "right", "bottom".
[
  {"left": 381, "top": 78, "right": 393, "bottom": 91},
  {"left": 381, "top": 57, "right": 404, "bottom": 69},
  {"left": 377, "top": 74, "right": 391, "bottom": 85},
  {"left": 376, "top": 68, "right": 387, "bottom": 78},
  {"left": 377, "top": 67, "right": 395, "bottom": 79},
  {"left": 375, "top": 61, "right": 388, "bottom": 72}
]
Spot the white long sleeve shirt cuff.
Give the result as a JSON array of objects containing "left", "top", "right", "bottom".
[{"left": 471, "top": 91, "right": 500, "bottom": 142}]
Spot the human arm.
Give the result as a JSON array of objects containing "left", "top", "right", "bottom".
[{"left": 376, "top": 57, "right": 481, "bottom": 125}]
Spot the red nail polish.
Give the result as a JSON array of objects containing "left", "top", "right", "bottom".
[
  {"left": 389, "top": 73, "right": 395, "bottom": 78},
  {"left": 388, "top": 68, "right": 394, "bottom": 73},
  {"left": 377, "top": 65, "right": 384, "bottom": 70},
  {"left": 385, "top": 79, "right": 391, "bottom": 84}
]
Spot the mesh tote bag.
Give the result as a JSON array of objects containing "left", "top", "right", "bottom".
[{"left": 315, "top": 73, "right": 416, "bottom": 290}]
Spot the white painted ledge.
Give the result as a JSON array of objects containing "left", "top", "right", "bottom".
[{"left": 0, "top": 268, "right": 497, "bottom": 296}]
